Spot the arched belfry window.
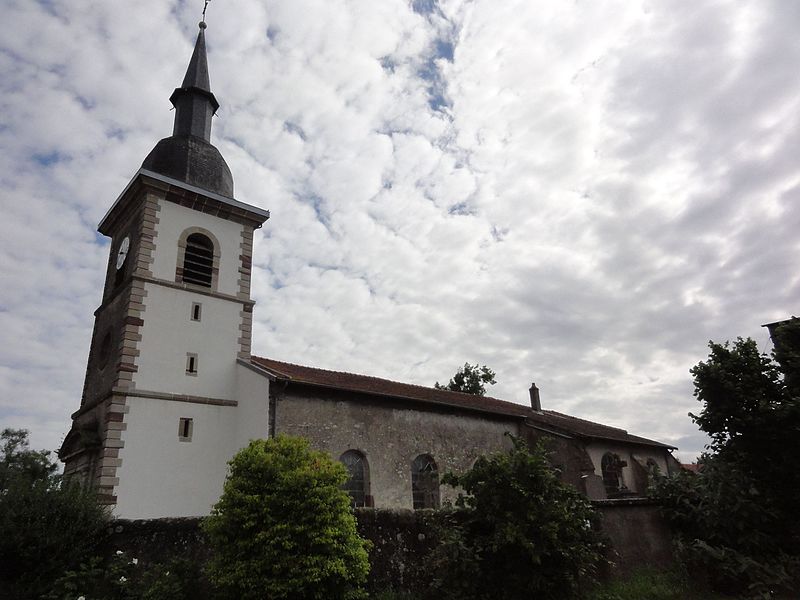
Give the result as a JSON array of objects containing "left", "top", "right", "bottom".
[
  {"left": 340, "top": 450, "right": 369, "bottom": 508},
  {"left": 601, "top": 452, "right": 627, "bottom": 497},
  {"left": 182, "top": 233, "right": 214, "bottom": 287},
  {"left": 411, "top": 454, "right": 440, "bottom": 509}
]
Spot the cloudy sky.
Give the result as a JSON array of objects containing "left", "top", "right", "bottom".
[{"left": 1, "top": 0, "right": 798, "bottom": 462}]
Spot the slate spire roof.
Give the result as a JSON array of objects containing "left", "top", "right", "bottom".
[
  {"left": 170, "top": 22, "right": 219, "bottom": 141},
  {"left": 141, "top": 22, "right": 234, "bottom": 197}
]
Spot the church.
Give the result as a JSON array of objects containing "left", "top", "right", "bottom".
[{"left": 59, "top": 22, "right": 678, "bottom": 519}]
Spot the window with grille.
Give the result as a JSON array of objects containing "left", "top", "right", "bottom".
[
  {"left": 340, "top": 450, "right": 369, "bottom": 508},
  {"left": 182, "top": 233, "right": 214, "bottom": 287},
  {"left": 411, "top": 454, "right": 440, "bottom": 509},
  {"left": 601, "top": 452, "right": 627, "bottom": 496}
]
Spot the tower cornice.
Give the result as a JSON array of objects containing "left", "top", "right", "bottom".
[{"left": 98, "top": 169, "right": 270, "bottom": 237}]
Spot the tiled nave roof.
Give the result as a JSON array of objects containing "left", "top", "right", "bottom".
[{"left": 250, "top": 356, "right": 675, "bottom": 450}]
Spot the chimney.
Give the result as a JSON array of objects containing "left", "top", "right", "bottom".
[{"left": 529, "top": 383, "right": 541, "bottom": 412}]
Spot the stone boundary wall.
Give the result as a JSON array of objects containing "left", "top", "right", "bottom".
[
  {"left": 106, "top": 501, "right": 672, "bottom": 596},
  {"left": 592, "top": 498, "right": 674, "bottom": 575}
]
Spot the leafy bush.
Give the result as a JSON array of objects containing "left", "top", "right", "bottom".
[
  {"left": 45, "top": 552, "right": 200, "bottom": 600},
  {"left": 0, "top": 429, "right": 108, "bottom": 599},
  {"left": 202, "top": 435, "right": 371, "bottom": 600},
  {"left": 429, "top": 435, "right": 603, "bottom": 600}
]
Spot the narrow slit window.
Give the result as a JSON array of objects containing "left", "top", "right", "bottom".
[
  {"left": 182, "top": 233, "right": 214, "bottom": 287},
  {"left": 178, "top": 418, "right": 193, "bottom": 442},
  {"left": 186, "top": 353, "right": 198, "bottom": 375},
  {"left": 191, "top": 302, "right": 202, "bottom": 321}
]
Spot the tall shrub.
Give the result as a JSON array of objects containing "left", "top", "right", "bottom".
[
  {"left": 653, "top": 328, "right": 800, "bottom": 596},
  {"left": 202, "top": 435, "right": 370, "bottom": 600},
  {"left": 430, "top": 435, "right": 603, "bottom": 600},
  {"left": 0, "top": 429, "right": 108, "bottom": 599}
]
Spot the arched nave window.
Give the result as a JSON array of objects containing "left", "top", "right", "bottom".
[
  {"left": 340, "top": 450, "right": 369, "bottom": 508},
  {"left": 411, "top": 454, "right": 440, "bottom": 509},
  {"left": 601, "top": 452, "right": 626, "bottom": 496}
]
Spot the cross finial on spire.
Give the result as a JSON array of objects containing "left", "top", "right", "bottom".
[{"left": 201, "top": 0, "right": 211, "bottom": 26}]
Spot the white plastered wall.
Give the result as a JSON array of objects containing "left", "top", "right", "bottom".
[
  {"left": 134, "top": 284, "right": 241, "bottom": 399},
  {"left": 234, "top": 363, "right": 271, "bottom": 446},
  {"left": 114, "top": 367, "right": 270, "bottom": 519},
  {"left": 114, "top": 397, "right": 238, "bottom": 518},
  {"left": 150, "top": 199, "right": 243, "bottom": 296}
]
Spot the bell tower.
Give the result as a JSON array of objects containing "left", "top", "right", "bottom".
[{"left": 60, "top": 22, "right": 270, "bottom": 517}]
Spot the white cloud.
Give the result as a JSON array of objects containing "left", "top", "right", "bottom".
[{"left": 1, "top": 0, "right": 798, "bottom": 463}]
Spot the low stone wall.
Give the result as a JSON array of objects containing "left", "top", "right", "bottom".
[
  {"left": 107, "top": 509, "right": 441, "bottom": 597},
  {"left": 593, "top": 498, "right": 674, "bottom": 575},
  {"left": 354, "top": 508, "right": 440, "bottom": 596},
  {"left": 107, "top": 502, "right": 673, "bottom": 595}
]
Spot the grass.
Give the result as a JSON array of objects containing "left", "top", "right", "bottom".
[
  {"left": 588, "top": 568, "right": 729, "bottom": 600},
  {"left": 371, "top": 569, "right": 735, "bottom": 600}
]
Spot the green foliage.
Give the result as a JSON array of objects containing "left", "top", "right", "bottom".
[
  {"left": 652, "top": 325, "right": 800, "bottom": 597},
  {"left": 429, "top": 435, "right": 603, "bottom": 600},
  {"left": 0, "top": 427, "right": 58, "bottom": 489},
  {"left": 434, "top": 363, "right": 497, "bottom": 395},
  {"left": 46, "top": 552, "right": 200, "bottom": 600},
  {"left": 0, "top": 430, "right": 108, "bottom": 599},
  {"left": 203, "top": 435, "right": 371, "bottom": 600}
]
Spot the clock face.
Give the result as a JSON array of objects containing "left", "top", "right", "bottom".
[{"left": 116, "top": 236, "right": 130, "bottom": 270}]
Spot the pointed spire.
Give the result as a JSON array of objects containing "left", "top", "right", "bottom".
[
  {"left": 181, "top": 22, "right": 212, "bottom": 92},
  {"left": 142, "top": 19, "right": 234, "bottom": 197},
  {"left": 169, "top": 22, "right": 220, "bottom": 142}
]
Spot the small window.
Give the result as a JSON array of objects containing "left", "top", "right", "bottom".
[
  {"left": 178, "top": 417, "right": 193, "bottom": 442},
  {"left": 411, "top": 454, "right": 440, "bottom": 509},
  {"left": 340, "top": 450, "right": 369, "bottom": 508},
  {"left": 191, "top": 302, "right": 202, "bottom": 322},
  {"left": 186, "top": 353, "right": 198, "bottom": 375},
  {"left": 182, "top": 233, "right": 214, "bottom": 287}
]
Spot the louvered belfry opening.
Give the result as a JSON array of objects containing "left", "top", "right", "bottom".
[{"left": 183, "top": 233, "right": 214, "bottom": 287}]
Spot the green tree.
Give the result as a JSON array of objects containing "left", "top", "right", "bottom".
[
  {"left": 653, "top": 322, "right": 800, "bottom": 596},
  {"left": 0, "top": 427, "right": 58, "bottom": 489},
  {"left": 435, "top": 363, "right": 497, "bottom": 396},
  {"left": 0, "top": 429, "right": 108, "bottom": 599},
  {"left": 430, "top": 436, "right": 603, "bottom": 600},
  {"left": 202, "top": 435, "right": 371, "bottom": 600}
]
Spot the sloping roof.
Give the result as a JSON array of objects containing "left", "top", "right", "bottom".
[
  {"left": 250, "top": 356, "right": 675, "bottom": 449},
  {"left": 250, "top": 356, "right": 530, "bottom": 418},
  {"left": 529, "top": 410, "right": 676, "bottom": 449}
]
